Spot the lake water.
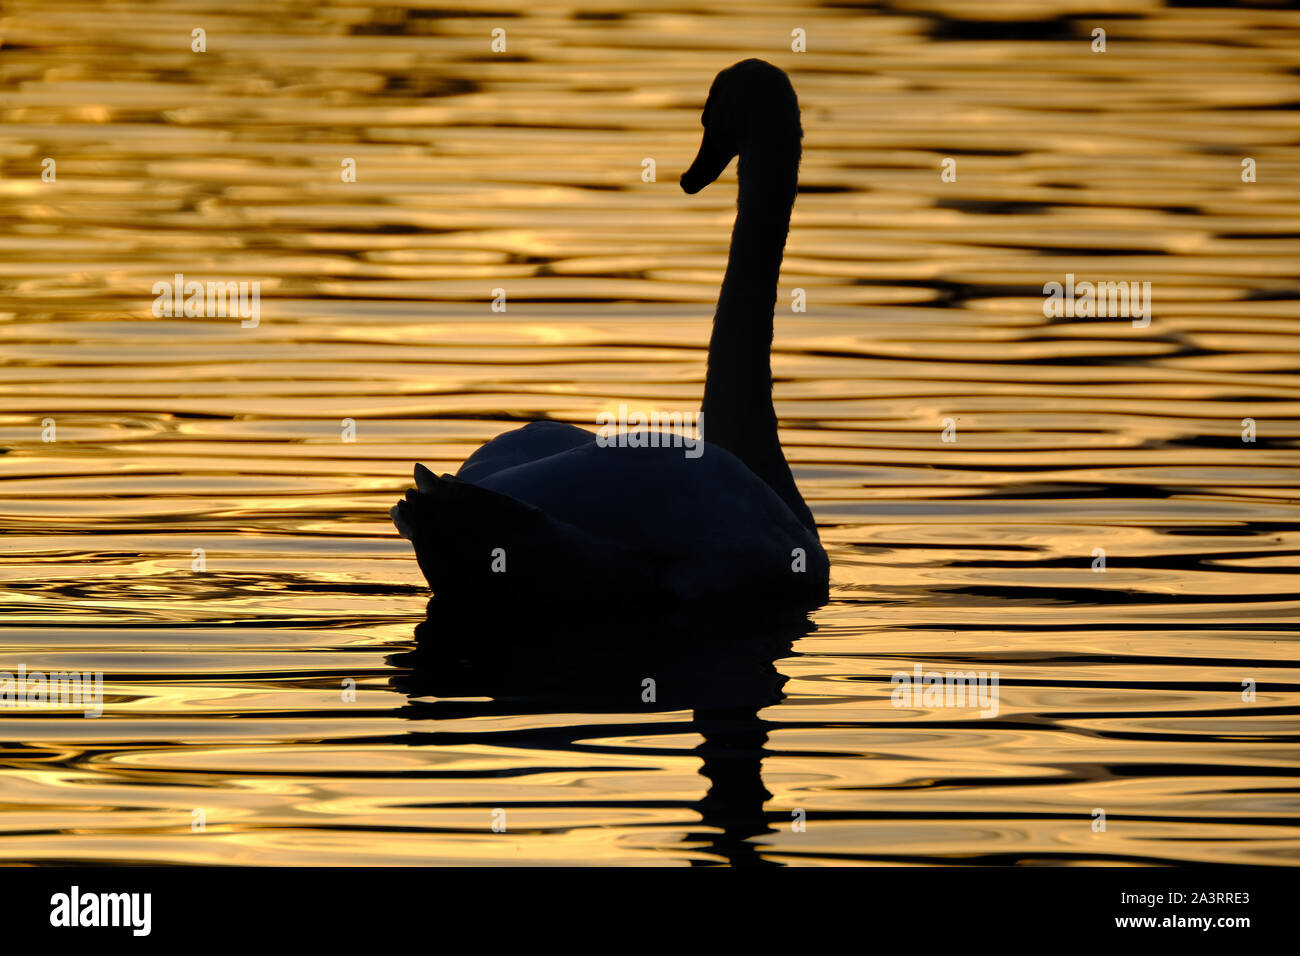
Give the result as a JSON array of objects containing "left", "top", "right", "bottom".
[{"left": 2, "top": 0, "right": 1299, "bottom": 865}]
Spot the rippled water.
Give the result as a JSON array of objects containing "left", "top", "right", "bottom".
[{"left": 2, "top": 0, "right": 1299, "bottom": 865}]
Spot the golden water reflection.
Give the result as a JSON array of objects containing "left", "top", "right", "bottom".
[{"left": 1, "top": 0, "right": 1299, "bottom": 864}]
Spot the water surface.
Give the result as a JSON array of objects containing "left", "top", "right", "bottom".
[{"left": 1, "top": 0, "right": 1299, "bottom": 865}]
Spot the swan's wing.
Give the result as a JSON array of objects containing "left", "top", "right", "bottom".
[
  {"left": 479, "top": 441, "right": 808, "bottom": 543},
  {"left": 477, "top": 441, "right": 797, "bottom": 536},
  {"left": 472, "top": 441, "right": 827, "bottom": 601},
  {"left": 456, "top": 420, "right": 596, "bottom": 483}
]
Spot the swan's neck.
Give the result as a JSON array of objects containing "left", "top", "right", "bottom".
[{"left": 702, "top": 135, "right": 814, "bottom": 531}]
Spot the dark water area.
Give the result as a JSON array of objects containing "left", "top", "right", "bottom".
[{"left": 1, "top": 0, "right": 1298, "bottom": 864}]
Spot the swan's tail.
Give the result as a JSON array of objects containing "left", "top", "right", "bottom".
[{"left": 391, "top": 464, "right": 652, "bottom": 601}]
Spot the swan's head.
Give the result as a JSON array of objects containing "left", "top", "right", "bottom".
[{"left": 680, "top": 59, "right": 802, "bottom": 195}]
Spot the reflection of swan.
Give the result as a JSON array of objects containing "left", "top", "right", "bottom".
[
  {"left": 392, "top": 59, "right": 827, "bottom": 605},
  {"left": 388, "top": 599, "right": 816, "bottom": 865}
]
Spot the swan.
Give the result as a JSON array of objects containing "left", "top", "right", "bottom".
[{"left": 392, "top": 59, "right": 828, "bottom": 606}]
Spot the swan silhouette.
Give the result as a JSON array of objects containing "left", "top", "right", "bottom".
[{"left": 392, "top": 59, "right": 828, "bottom": 606}]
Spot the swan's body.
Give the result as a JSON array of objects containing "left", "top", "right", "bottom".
[{"left": 393, "top": 60, "right": 828, "bottom": 606}]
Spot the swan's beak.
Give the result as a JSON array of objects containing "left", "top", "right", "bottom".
[{"left": 681, "top": 128, "right": 734, "bottom": 194}]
